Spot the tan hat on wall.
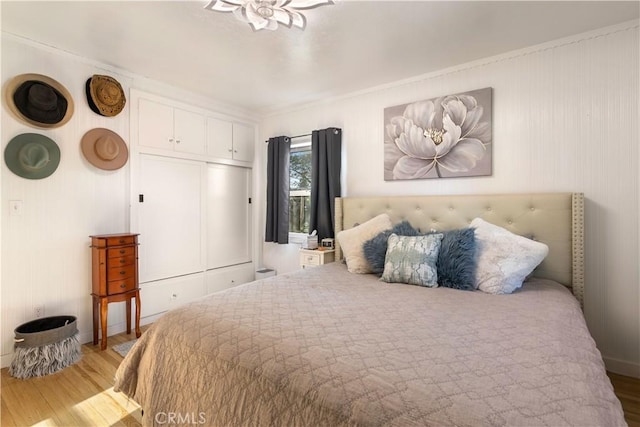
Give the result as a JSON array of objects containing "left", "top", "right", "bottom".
[
  {"left": 85, "top": 75, "right": 126, "bottom": 117},
  {"left": 5, "top": 73, "right": 74, "bottom": 128},
  {"left": 81, "top": 128, "right": 128, "bottom": 170}
]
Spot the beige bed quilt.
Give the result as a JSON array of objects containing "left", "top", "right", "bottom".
[{"left": 114, "top": 263, "right": 624, "bottom": 426}]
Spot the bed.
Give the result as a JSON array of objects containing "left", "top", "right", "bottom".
[{"left": 114, "top": 192, "right": 625, "bottom": 426}]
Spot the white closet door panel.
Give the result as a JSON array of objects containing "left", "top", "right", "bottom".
[
  {"left": 207, "top": 164, "right": 252, "bottom": 269},
  {"left": 174, "top": 108, "right": 206, "bottom": 155},
  {"left": 206, "top": 117, "right": 233, "bottom": 160},
  {"left": 232, "top": 123, "right": 255, "bottom": 162},
  {"left": 139, "top": 155, "right": 203, "bottom": 282},
  {"left": 138, "top": 98, "right": 174, "bottom": 150}
]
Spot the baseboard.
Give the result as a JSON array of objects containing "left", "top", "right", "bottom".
[
  {"left": 78, "top": 320, "right": 138, "bottom": 345},
  {"left": 604, "top": 356, "right": 640, "bottom": 379},
  {"left": 1, "top": 353, "right": 12, "bottom": 369}
]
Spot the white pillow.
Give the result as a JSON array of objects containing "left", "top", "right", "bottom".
[
  {"left": 337, "top": 213, "right": 393, "bottom": 273},
  {"left": 471, "top": 217, "right": 549, "bottom": 294}
]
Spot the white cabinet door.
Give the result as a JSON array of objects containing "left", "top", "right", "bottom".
[
  {"left": 139, "top": 155, "right": 204, "bottom": 282},
  {"left": 232, "top": 123, "right": 255, "bottom": 162},
  {"left": 174, "top": 108, "right": 206, "bottom": 155},
  {"left": 207, "top": 164, "right": 252, "bottom": 269},
  {"left": 139, "top": 98, "right": 174, "bottom": 150},
  {"left": 206, "top": 117, "right": 233, "bottom": 160}
]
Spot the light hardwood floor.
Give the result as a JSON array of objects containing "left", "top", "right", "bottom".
[
  {"left": 1, "top": 328, "right": 639, "bottom": 427},
  {"left": 1, "top": 327, "right": 148, "bottom": 427},
  {"left": 608, "top": 371, "right": 640, "bottom": 426}
]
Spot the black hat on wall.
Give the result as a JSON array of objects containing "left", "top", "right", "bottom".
[{"left": 5, "top": 73, "right": 74, "bottom": 128}]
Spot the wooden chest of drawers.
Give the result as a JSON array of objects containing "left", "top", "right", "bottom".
[{"left": 90, "top": 233, "right": 141, "bottom": 350}]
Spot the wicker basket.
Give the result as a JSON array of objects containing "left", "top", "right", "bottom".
[{"left": 9, "top": 315, "right": 81, "bottom": 379}]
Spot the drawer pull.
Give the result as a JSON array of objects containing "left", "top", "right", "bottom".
[
  {"left": 307, "top": 256, "right": 313, "bottom": 261},
  {"left": 120, "top": 271, "right": 126, "bottom": 275},
  {"left": 119, "top": 250, "right": 125, "bottom": 254},
  {"left": 120, "top": 284, "right": 126, "bottom": 289},
  {"left": 119, "top": 239, "right": 125, "bottom": 244}
]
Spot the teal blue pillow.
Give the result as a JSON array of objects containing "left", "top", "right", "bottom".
[
  {"left": 380, "top": 233, "right": 443, "bottom": 287},
  {"left": 426, "top": 228, "right": 477, "bottom": 291},
  {"left": 363, "top": 221, "right": 420, "bottom": 274}
]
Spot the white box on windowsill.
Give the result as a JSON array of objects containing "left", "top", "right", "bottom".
[{"left": 302, "top": 235, "right": 318, "bottom": 249}]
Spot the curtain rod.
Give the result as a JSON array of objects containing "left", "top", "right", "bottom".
[
  {"left": 264, "top": 129, "right": 340, "bottom": 143},
  {"left": 264, "top": 133, "right": 310, "bottom": 143}
]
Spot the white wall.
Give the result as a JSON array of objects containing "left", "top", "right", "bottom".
[
  {"left": 260, "top": 21, "right": 640, "bottom": 377},
  {"left": 0, "top": 34, "right": 258, "bottom": 367}
]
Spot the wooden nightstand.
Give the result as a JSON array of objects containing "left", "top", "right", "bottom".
[
  {"left": 90, "top": 233, "right": 141, "bottom": 350},
  {"left": 299, "top": 249, "right": 335, "bottom": 269}
]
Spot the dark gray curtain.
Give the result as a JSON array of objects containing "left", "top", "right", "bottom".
[
  {"left": 265, "top": 136, "right": 291, "bottom": 244},
  {"left": 310, "top": 128, "right": 342, "bottom": 241}
]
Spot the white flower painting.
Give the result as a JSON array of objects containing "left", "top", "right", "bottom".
[{"left": 384, "top": 87, "right": 492, "bottom": 180}]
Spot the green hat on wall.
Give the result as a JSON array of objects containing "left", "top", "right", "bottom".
[{"left": 4, "top": 133, "right": 61, "bottom": 179}]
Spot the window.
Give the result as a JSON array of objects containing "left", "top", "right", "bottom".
[{"left": 289, "top": 140, "right": 311, "bottom": 235}]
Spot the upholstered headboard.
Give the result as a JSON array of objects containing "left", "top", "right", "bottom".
[{"left": 334, "top": 193, "right": 585, "bottom": 306}]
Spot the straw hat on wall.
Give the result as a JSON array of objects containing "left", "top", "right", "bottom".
[{"left": 85, "top": 75, "right": 126, "bottom": 117}]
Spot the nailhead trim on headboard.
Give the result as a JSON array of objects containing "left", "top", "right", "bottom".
[{"left": 572, "top": 193, "right": 585, "bottom": 308}]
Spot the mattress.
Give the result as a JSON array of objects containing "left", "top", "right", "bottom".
[{"left": 114, "top": 262, "right": 624, "bottom": 426}]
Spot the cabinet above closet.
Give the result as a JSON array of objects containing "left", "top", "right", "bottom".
[
  {"left": 139, "top": 99, "right": 206, "bottom": 155},
  {"left": 131, "top": 89, "right": 256, "bottom": 166},
  {"left": 207, "top": 118, "right": 254, "bottom": 163}
]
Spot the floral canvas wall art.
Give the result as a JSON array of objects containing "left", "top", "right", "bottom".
[{"left": 384, "top": 87, "right": 492, "bottom": 180}]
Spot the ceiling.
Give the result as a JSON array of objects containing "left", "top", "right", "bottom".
[{"left": 2, "top": 1, "right": 638, "bottom": 114}]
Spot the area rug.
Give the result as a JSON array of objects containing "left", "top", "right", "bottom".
[{"left": 112, "top": 340, "right": 137, "bottom": 358}]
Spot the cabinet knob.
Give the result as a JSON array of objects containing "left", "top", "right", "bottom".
[
  {"left": 120, "top": 271, "right": 126, "bottom": 275},
  {"left": 119, "top": 259, "right": 126, "bottom": 264},
  {"left": 169, "top": 138, "right": 174, "bottom": 143},
  {"left": 234, "top": 150, "right": 237, "bottom": 153},
  {"left": 120, "top": 284, "right": 126, "bottom": 289},
  {"left": 119, "top": 239, "right": 125, "bottom": 244},
  {"left": 119, "top": 250, "right": 125, "bottom": 254},
  {"left": 228, "top": 149, "right": 233, "bottom": 152},
  {"left": 176, "top": 139, "right": 181, "bottom": 144}
]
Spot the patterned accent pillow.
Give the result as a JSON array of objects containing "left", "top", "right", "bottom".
[
  {"left": 471, "top": 218, "right": 549, "bottom": 294},
  {"left": 336, "top": 214, "right": 393, "bottom": 273},
  {"left": 381, "top": 233, "right": 443, "bottom": 287},
  {"left": 362, "top": 221, "right": 420, "bottom": 275}
]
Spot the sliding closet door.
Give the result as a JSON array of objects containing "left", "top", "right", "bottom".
[
  {"left": 139, "top": 155, "right": 204, "bottom": 282},
  {"left": 207, "top": 164, "right": 252, "bottom": 269}
]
